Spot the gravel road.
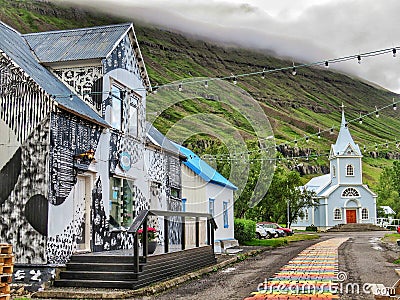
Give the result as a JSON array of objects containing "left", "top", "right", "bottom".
[
  {"left": 136, "top": 238, "right": 328, "bottom": 300},
  {"left": 134, "top": 231, "right": 399, "bottom": 300}
]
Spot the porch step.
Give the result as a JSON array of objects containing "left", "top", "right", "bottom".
[
  {"left": 327, "top": 223, "right": 388, "bottom": 232},
  {"left": 54, "top": 246, "right": 216, "bottom": 289}
]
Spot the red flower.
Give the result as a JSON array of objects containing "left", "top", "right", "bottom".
[{"left": 137, "top": 227, "right": 158, "bottom": 241}]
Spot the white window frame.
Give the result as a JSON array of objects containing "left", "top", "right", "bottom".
[
  {"left": 346, "top": 164, "right": 354, "bottom": 176},
  {"left": 361, "top": 208, "right": 369, "bottom": 220},
  {"left": 342, "top": 187, "right": 360, "bottom": 198},
  {"left": 334, "top": 208, "right": 342, "bottom": 220}
]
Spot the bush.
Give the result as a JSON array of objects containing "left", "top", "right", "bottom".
[
  {"left": 305, "top": 225, "right": 318, "bottom": 232},
  {"left": 234, "top": 218, "right": 256, "bottom": 244}
]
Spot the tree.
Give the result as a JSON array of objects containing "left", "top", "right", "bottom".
[
  {"left": 377, "top": 162, "right": 400, "bottom": 218},
  {"left": 239, "top": 166, "right": 317, "bottom": 226}
]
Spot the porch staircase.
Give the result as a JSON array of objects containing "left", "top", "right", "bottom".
[
  {"left": 327, "top": 223, "right": 388, "bottom": 232},
  {"left": 54, "top": 245, "right": 216, "bottom": 289}
]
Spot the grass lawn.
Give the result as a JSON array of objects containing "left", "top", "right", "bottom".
[
  {"left": 382, "top": 233, "right": 400, "bottom": 244},
  {"left": 242, "top": 233, "right": 320, "bottom": 247}
]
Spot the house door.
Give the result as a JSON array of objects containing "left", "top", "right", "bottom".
[
  {"left": 346, "top": 210, "right": 357, "bottom": 224},
  {"left": 73, "top": 175, "right": 91, "bottom": 251}
]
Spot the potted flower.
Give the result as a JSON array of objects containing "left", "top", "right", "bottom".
[{"left": 137, "top": 227, "right": 158, "bottom": 254}]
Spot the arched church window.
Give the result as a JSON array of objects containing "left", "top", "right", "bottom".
[
  {"left": 346, "top": 164, "right": 354, "bottom": 176},
  {"left": 362, "top": 208, "right": 369, "bottom": 220},
  {"left": 342, "top": 187, "right": 360, "bottom": 197},
  {"left": 334, "top": 208, "right": 342, "bottom": 220}
]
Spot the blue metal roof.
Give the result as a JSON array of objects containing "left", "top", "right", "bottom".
[
  {"left": 22, "top": 23, "right": 132, "bottom": 63},
  {"left": 0, "top": 22, "right": 108, "bottom": 127},
  {"left": 173, "top": 143, "right": 237, "bottom": 190}
]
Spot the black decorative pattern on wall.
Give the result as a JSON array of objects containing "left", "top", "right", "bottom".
[
  {"left": 52, "top": 66, "right": 103, "bottom": 111},
  {"left": 109, "top": 132, "right": 143, "bottom": 174},
  {"left": 168, "top": 198, "right": 182, "bottom": 245},
  {"left": 49, "top": 110, "right": 101, "bottom": 205},
  {"left": 0, "top": 54, "right": 52, "bottom": 143},
  {"left": 46, "top": 201, "right": 85, "bottom": 264},
  {"left": 24, "top": 194, "right": 48, "bottom": 236},
  {"left": 0, "top": 120, "right": 49, "bottom": 264},
  {"left": 0, "top": 148, "right": 21, "bottom": 205},
  {"left": 103, "top": 34, "right": 142, "bottom": 81}
]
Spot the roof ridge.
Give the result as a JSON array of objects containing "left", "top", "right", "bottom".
[{"left": 22, "top": 22, "right": 132, "bottom": 36}]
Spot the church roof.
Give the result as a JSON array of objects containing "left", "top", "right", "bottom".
[
  {"left": 331, "top": 110, "right": 361, "bottom": 156},
  {"left": 304, "top": 174, "right": 331, "bottom": 195}
]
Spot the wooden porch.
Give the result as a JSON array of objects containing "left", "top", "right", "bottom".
[{"left": 54, "top": 210, "right": 217, "bottom": 289}]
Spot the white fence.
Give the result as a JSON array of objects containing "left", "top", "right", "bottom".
[{"left": 376, "top": 218, "right": 400, "bottom": 229}]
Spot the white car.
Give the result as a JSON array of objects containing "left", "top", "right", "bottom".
[{"left": 256, "top": 224, "right": 278, "bottom": 239}]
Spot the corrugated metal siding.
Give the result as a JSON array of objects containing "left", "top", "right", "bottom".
[
  {"left": 0, "top": 22, "right": 108, "bottom": 127},
  {"left": 23, "top": 24, "right": 131, "bottom": 63}
]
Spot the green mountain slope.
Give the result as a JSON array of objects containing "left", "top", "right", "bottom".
[{"left": 1, "top": 0, "right": 399, "bottom": 189}]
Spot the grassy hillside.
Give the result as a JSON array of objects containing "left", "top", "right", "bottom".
[{"left": 1, "top": 0, "right": 399, "bottom": 189}]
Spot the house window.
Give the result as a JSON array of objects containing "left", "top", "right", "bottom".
[
  {"left": 346, "top": 164, "right": 354, "bottom": 176},
  {"left": 334, "top": 208, "right": 342, "bottom": 220},
  {"left": 342, "top": 187, "right": 360, "bottom": 197},
  {"left": 332, "top": 165, "right": 336, "bottom": 177},
  {"left": 111, "top": 85, "right": 123, "bottom": 131},
  {"left": 208, "top": 199, "right": 215, "bottom": 216},
  {"left": 223, "top": 202, "right": 229, "bottom": 228},
  {"left": 362, "top": 208, "right": 369, "bottom": 220},
  {"left": 170, "top": 187, "right": 180, "bottom": 199},
  {"left": 182, "top": 198, "right": 186, "bottom": 212},
  {"left": 128, "top": 94, "right": 140, "bottom": 137},
  {"left": 109, "top": 177, "right": 134, "bottom": 229}
]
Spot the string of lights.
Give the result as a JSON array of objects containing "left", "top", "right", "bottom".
[
  {"left": 39, "top": 45, "right": 400, "bottom": 99},
  {"left": 202, "top": 99, "right": 400, "bottom": 159}
]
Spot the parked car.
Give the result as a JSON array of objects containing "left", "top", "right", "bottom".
[
  {"left": 397, "top": 226, "right": 400, "bottom": 234},
  {"left": 256, "top": 224, "right": 278, "bottom": 239},
  {"left": 257, "top": 222, "right": 294, "bottom": 236}
]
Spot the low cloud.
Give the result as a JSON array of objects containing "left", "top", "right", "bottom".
[{"left": 53, "top": 0, "right": 400, "bottom": 93}]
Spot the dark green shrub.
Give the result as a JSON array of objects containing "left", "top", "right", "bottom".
[
  {"left": 234, "top": 218, "right": 256, "bottom": 244},
  {"left": 305, "top": 225, "right": 318, "bottom": 232}
]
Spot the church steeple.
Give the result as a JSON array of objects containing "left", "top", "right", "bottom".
[{"left": 330, "top": 108, "right": 361, "bottom": 158}]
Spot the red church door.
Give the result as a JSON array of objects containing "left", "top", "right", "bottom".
[{"left": 346, "top": 210, "right": 357, "bottom": 224}]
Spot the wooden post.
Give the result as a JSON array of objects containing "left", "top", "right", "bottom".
[
  {"left": 133, "top": 233, "right": 139, "bottom": 273},
  {"left": 143, "top": 218, "right": 148, "bottom": 258},
  {"left": 207, "top": 219, "right": 211, "bottom": 245},
  {"left": 195, "top": 217, "right": 200, "bottom": 247},
  {"left": 210, "top": 220, "right": 215, "bottom": 250},
  {"left": 164, "top": 217, "right": 169, "bottom": 253},
  {"left": 181, "top": 216, "right": 186, "bottom": 250}
]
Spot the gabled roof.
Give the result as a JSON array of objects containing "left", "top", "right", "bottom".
[
  {"left": 23, "top": 23, "right": 132, "bottom": 63},
  {"left": 173, "top": 143, "right": 238, "bottom": 191},
  {"left": 304, "top": 174, "right": 331, "bottom": 195},
  {"left": 380, "top": 206, "right": 396, "bottom": 215},
  {"left": 0, "top": 22, "right": 108, "bottom": 127},
  {"left": 331, "top": 110, "right": 361, "bottom": 156},
  {"left": 146, "top": 123, "right": 185, "bottom": 158},
  {"left": 22, "top": 23, "right": 151, "bottom": 89}
]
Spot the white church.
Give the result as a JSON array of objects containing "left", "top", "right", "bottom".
[{"left": 292, "top": 110, "right": 377, "bottom": 230}]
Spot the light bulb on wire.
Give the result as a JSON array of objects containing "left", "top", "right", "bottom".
[
  {"left": 375, "top": 106, "right": 379, "bottom": 118},
  {"left": 357, "top": 55, "right": 362, "bottom": 64},
  {"left": 178, "top": 82, "right": 183, "bottom": 92},
  {"left": 261, "top": 68, "right": 265, "bottom": 79},
  {"left": 292, "top": 63, "right": 297, "bottom": 76},
  {"left": 393, "top": 98, "right": 397, "bottom": 111},
  {"left": 204, "top": 80, "right": 208, "bottom": 88},
  {"left": 324, "top": 61, "right": 329, "bottom": 68},
  {"left": 393, "top": 48, "right": 397, "bottom": 58},
  {"left": 358, "top": 112, "right": 362, "bottom": 124}
]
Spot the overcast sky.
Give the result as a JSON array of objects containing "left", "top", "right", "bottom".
[{"left": 56, "top": 0, "right": 400, "bottom": 93}]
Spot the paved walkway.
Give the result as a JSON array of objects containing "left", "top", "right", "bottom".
[{"left": 245, "top": 237, "right": 349, "bottom": 300}]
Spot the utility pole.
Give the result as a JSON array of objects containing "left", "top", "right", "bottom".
[{"left": 287, "top": 180, "right": 290, "bottom": 228}]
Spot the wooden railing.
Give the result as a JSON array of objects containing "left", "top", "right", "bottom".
[{"left": 128, "top": 210, "right": 217, "bottom": 273}]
